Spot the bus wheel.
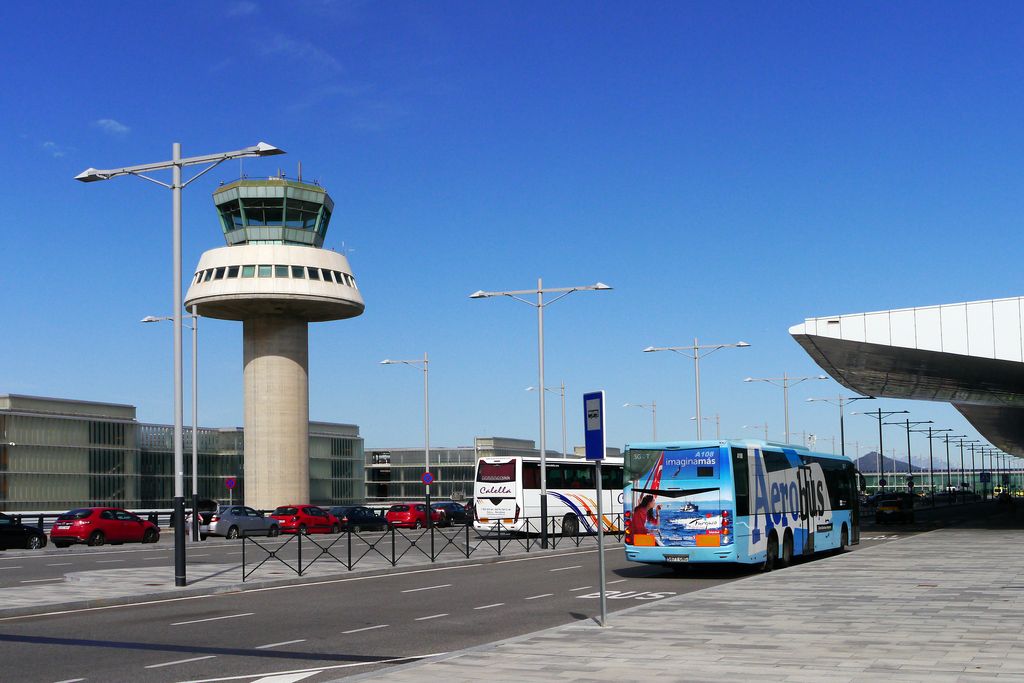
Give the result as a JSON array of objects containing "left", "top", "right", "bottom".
[
  {"left": 763, "top": 533, "right": 778, "bottom": 572},
  {"left": 562, "top": 514, "right": 579, "bottom": 537},
  {"left": 780, "top": 531, "right": 793, "bottom": 568},
  {"left": 840, "top": 525, "right": 849, "bottom": 552}
]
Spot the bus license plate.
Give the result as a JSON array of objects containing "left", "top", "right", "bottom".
[{"left": 665, "top": 555, "right": 689, "bottom": 563}]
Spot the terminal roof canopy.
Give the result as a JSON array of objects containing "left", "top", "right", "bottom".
[{"left": 789, "top": 296, "right": 1024, "bottom": 456}]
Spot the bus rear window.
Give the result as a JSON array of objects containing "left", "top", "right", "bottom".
[{"left": 477, "top": 461, "right": 516, "bottom": 483}]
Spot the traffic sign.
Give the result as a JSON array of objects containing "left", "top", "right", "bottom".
[
  {"left": 225, "top": 477, "right": 236, "bottom": 490},
  {"left": 878, "top": 477, "right": 887, "bottom": 487},
  {"left": 422, "top": 472, "right": 434, "bottom": 485},
  {"left": 980, "top": 472, "right": 992, "bottom": 483},
  {"left": 583, "top": 390, "right": 606, "bottom": 461}
]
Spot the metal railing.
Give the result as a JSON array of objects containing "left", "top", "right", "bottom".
[{"left": 241, "top": 513, "right": 625, "bottom": 580}]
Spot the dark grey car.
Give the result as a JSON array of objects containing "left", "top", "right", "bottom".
[{"left": 201, "top": 505, "right": 280, "bottom": 539}]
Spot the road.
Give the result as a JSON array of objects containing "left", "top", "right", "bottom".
[{"left": 0, "top": 528, "right": 910, "bottom": 683}]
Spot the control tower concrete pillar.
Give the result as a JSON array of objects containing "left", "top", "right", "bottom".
[{"left": 243, "top": 316, "right": 309, "bottom": 507}]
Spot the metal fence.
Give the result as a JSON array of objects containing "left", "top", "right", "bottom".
[{"left": 241, "top": 513, "right": 625, "bottom": 581}]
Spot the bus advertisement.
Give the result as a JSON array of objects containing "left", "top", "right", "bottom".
[{"left": 623, "top": 440, "right": 860, "bottom": 570}]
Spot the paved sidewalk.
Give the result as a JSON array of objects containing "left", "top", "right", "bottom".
[{"left": 349, "top": 524, "right": 1024, "bottom": 682}]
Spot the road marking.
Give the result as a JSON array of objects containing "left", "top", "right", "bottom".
[
  {"left": 20, "top": 578, "right": 62, "bottom": 583},
  {"left": 255, "top": 639, "right": 306, "bottom": 649},
  {"left": 143, "top": 556, "right": 164, "bottom": 560},
  {"left": 191, "top": 553, "right": 210, "bottom": 557},
  {"left": 96, "top": 560, "right": 125, "bottom": 563},
  {"left": 401, "top": 583, "right": 451, "bottom": 593},
  {"left": 46, "top": 563, "right": 73, "bottom": 566},
  {"left": 607, "top": 579, "right": 627, "bottom": 584},
  {"left": 474, "top": 603, "right": 504, "bottom": 610},
  {"left": 414, "top": 613, "right": 448, "bottom": 621},
  {"left": 550, "top": 565, "right": 581, "bottom": 572},
  {"left": 525, "top": 593, "right": 553, "bottom": 600},
  {"left": 53, "top": 678, "right": 86, "bottom": 683},
  {"left": 341, "top": 624, "right": 388, "bottom": 634},
  {"left": 146, "top": 655, "right": 217, "bottom": 669},
  {"left": 569, "top": 585, "right": 592, "bottom": 591},
  {"left": 0, "top": 567, "right": 22, "bottom": 570},
  {"left": 171, "top": 612, "right": 254, "bottom": 626},
  {"left": 175, "top": 651, "right": 449, "bottom": 682},
  {"left": 249, "top": 674, "right": 318, "bottom": 683}
]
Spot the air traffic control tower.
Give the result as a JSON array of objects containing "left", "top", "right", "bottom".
[{"left": 185, "top": 177, "right": 364, "bottom": 509}]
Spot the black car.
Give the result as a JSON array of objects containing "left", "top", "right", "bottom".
[
  {"left": 431, "top": 502, "right": 472, "bottom": 526},
  {"left": 328, "top": 506, "right": 390, "bottom": 533},
  {"left": 0, "top": 513, "right": 47, "bottom": 550}
]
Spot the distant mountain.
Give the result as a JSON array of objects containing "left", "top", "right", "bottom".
[{"left": 854, "top": 451, "right": 924, "bottom": 474}]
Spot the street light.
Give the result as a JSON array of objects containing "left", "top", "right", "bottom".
[
  {"left": 644, "top": 340, "right": 749, "bottom": 439},
  {"left": 853, "top": 409, "right": 909, "bottom": 492},
  {"left": 470, "top": 279, "right": 611, "bottom": 549},
  {"left": 690, "top": 413, "right": 720, "bottom": 439},
  {"left": 623, "top": 402, "right": 657, "bottom": 441},
  {"left": 805, "top": 395, "right": 874, "bottom": 458},
  {"left": 744, "top": 373, "right": 827, "bottom": 444},
  {"left": 882, "top": 418, "right": 932, "bottom": 491},
  {"left": 743, "top": 423, "right": 769, "bottom": 441},
  {"left": 527, "top": 383, "right": 567, "bottom": 458},
  {"left": 142, "top": 308, "right": 201, "bottom": 541},
  {"left": 911, "top": 427, "right": 952, "bottom": 506},
  {"left": 942, "top": 433, "right": 966, "bottom": 502},
  {"left": 381, "top": 354, "right": 432, "bottom": 527},
  {"left": 79, "top": 141, "right": 285, "bottom": 587}
]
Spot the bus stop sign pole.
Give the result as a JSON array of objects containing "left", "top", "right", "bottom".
[{"left": 584, "top": 390, "right": 607, "bottom": 627}]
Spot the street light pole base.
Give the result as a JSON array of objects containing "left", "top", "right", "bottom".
[{"left": 173, "top": 496, "right": 187, "bottom": 587}]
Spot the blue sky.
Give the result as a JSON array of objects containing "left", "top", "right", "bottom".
[{"left": 3, "top": 2, "right": 1023, "bottom": 465}]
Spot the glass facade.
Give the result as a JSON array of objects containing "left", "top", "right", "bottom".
[
  {"left": 0, "top": 395, "right": 364, "bottom": 512},
  {"left": 364, "top": 437, "right": 566, "bottom": 505}
]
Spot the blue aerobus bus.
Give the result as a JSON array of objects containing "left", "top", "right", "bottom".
[{"left": 623, "top": 439, "right": 861, "bottom": 570}]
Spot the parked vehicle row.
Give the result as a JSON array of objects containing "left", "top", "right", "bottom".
[{"left": 2, "top": 501, "right": 474, "bottom": 550}]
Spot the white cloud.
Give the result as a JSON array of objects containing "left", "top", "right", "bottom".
[
  {"left": 42, "top": 141, "right": 65, "bottom": 158},
  {"left": 262, "top": 34, "right": 343, "bottom": 73},
  {"left": 94, "top": 119, "right": 130, "bottom": 136}
]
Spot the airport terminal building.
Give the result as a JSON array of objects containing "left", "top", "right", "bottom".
[{"left": 0, "top": 394, "right": 364, "bottom": 512}]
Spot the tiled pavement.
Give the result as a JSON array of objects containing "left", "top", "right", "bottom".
[{"left": 348, "top": 524, "right": 1024, "bottom": 682}]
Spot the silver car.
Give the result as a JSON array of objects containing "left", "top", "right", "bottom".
[{"left": 202, "top": 505, "right": 280, "bottom": 539}]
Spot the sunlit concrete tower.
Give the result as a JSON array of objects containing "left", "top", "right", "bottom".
[{"left": 185, "top": 177, "right": 364, "bottom": 509}]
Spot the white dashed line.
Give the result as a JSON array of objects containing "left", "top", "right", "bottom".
[
  {"left": 525, "top": 593, "right": 553, "bottom": 600},
  {"left": 255, "top": 639, "right": 307, "bottom": 649},
  {"left": 190, "top": 553, "right": 210, "bottom": 557},
  {"left": 46, "top": 563, "right": 72, "bottom": 567},
  {"left": 171, "top": 612, "right": 254, "bottom": 626},
  {"left": 569, "top": 586, "right": 592, "bottom": 592},
  {"left": 401, "top": 583, "right": 451, "bottom": 593},
  {"left": 474, "top": 603, "right": 504, "bottom": 610},
  {"left": 0, "top": 567, "right": 23, "bottom": 570},
  {"left": 20, "top": 578, "right": 62, "bottom": 583},
  {"left": 342, "top": 624, "right": 388, "bottom": 634},
  {"left": 145, "top": 655, "right": 217, "bottom": 669},
  {"left": 607, "top": 579, "right": 627, "bottom": 584},
  {"left": 53, "top": 678, "right": 86, "bottom": 683},
  {"left": 414, "top": 613, "right": 448, "bottom": 621},
  {"left": 550, "top": 565, "right": 581, "bottom": 572},
  {"left": 95, "top": 560, "right": 125, "bottom": 564}
]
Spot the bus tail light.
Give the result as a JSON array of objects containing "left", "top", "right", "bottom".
[{"left": 624, "top": 511, "right": 633, "bottom": 544}]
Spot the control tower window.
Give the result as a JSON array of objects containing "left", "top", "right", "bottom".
[
  {"left": 243, "top": 199, "right": 284, "bottom": 227},
  {"left": 285, "top": 199, "right": 321, "bottom": 230},
  {"left": 275, "top": 265, "right": 289, "bottom": 278},
  {"left": 227, "top": 266, "right": 239, "bottom": 278},
  {"left": 219, "top": 199, "right": 244, "bottom": 230},
  {"left": 215, "top": 267, "right": 227, "bottom": 280},
  {"left": 307, "top": 267, "right": 321, "bottom": 281},
  {"left": 241, "top": 265, "right": 255, "bottom": 278},
  {"left": 203, "top": 270, "right": 214, "bottom": 282},
  {"left": 332, "top": 271, "right": 343, "bottom": 284},
  {"left": 291, "top": 266, "right": 304, "bottom": 278},
  {"left": 320, "top": 268, "right": 332, "bottom": 281},
  {"left": 258, "top": 265, "right": 272, "bottom": 278}
]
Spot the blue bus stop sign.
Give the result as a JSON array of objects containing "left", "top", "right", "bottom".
[{"left": 583, "top": 390, "right": 606, "bottom": 461}]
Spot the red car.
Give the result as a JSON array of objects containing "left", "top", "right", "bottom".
[
  {"left": 269, "top": 505, "right": 340, "bottom": 534},
  {"left": 385, "top": 503, "right": 445, "bottom": 529},
  {"left": 50, "top": 508, "right": 160, "bottom": 547}
]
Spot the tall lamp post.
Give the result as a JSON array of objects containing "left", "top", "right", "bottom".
[
  {"left": 527, "top": 383, "right": 567, "bottom": 458},
  {"left": 853, "top": 409, "right": 909, "bottom": 492},
  {"left": 78, "top": 141, "right": 285, "bottom": 586},
  {"left": 957, "top": 438, "right": 980, "bottom": 500},
  {"left": 142, "top": 308, "right": 201, "bottom": 541},
  {"left": 470, "top": 279, "right": 611, "bottom": 548},
  {"left": 644, "top": 340, "right": 749, "bottom": 439},
  {"left": 882, "top": 419, "right": 932, "bottom": 491},
  {"left": 912, "top": 427, "right": 952, "bottom": 506},
  {"left": 690, "top": 414, "right": 721, "bottom": 439},
  {"left": 381, "top": 354, "right": 432, "bottom": 527},
  {"left": 744, "top": 373, "right": 827, "bottom": 444},
  {"left": 942, "top": 433, "right": 966, "bottom": 502},
  {"left": 623, "top": 402, "right": 657, "bottom": 441},
  {"left": 743, "top": 423, "right": 769, "bottom": 441},
  {"left": 805, "top": 395, "right": 874, "bottom": 458}
]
